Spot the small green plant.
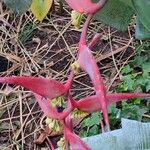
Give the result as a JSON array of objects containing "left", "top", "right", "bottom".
[
  {"left": 19, "top": 22, "right": 36, "bottom": 45},
  {"left": 81, "top": 112, "right": 102, "bottom": 137},
  {"left": 119, "top": 42, "right": 150, "bottom": 93},
  {"left": 115, "top": 42, "right": 150, "bottom": 122}
]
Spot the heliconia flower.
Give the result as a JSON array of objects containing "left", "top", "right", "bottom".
[
  {"left": 65, "top": 0, "right": 107, "bottom": 14},
  {"left": 57, "top": 137, "right": 67, "bottom": 150},
  {"left": 51, "top": 96, "right": 65, "bottom": 107}
]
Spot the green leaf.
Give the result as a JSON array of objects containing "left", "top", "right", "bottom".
[
  {"left": 121, "top": 65, "right": 133, "bottom": 75},
  {"left": 94, "top": 0, "right": 134, "bottom": 31},
  {"left": 136, "top": 76, "right": 147, "bottom": 87},
  {"left": 88, "top": 125, "right": 99, "bottom": 136},
  {"left": 122, "top": 75, "right": 135, "bottom": 91},
  {"left": 83, "top": 112, "right": 101, "bottom": 128},
  {"left": 135, "top": 17, "right": 150, "bottom": 40},
  {"left": 146, "top": 81, "right": 150, "bottom": 92},
  {"left": 3, "top": 0, "right": 32, "bottom": 15},
  {"left": 132, "top": 0, "right": 150, "bottom": 32},
  {"left": 132, "top": 55, "right": 146, "bottom": 66},
  {"left": 121, "top": 103, "right": 148, "bottom": 121},
  {"left": 119, "top": 0, "right": 133, "bottom": 8},
  {"left": 19, "top": 22, "right": 36, "bottom": 45},
  {"left": 109, "top": 104, "right": 121, "bottom": 119},
  {"left": 31, "top": 0, "right": 53, "bottom": 21},
  {"left": 142, "top": 62, "right": 150, "bottom": 74}
]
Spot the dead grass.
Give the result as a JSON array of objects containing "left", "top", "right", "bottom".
[{"left": 0, "top": 1, "right": 135, "bottom": 149}]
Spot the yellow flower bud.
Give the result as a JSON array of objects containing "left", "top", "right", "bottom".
[
  {"left": 57, "top": 137, "right": 67, "bottom": 150},
  {"left": 71, "top": 108, "right": 89, "bottom": 118},
  {"left": 45, "top": 117, "right": 63, "bottom": 132},
  {"left": 51, "top": 96, "right": 65, "bottom": 107},
  {"left": 45, "top": 117, "right": 53, "bottom": 124},
  {"left": 71, "top": 61, "right": 81, "bottom": 74},
  {"left": 71, "top": 10, "right": 84, "bottom": 29}
]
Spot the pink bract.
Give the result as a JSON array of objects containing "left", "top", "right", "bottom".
[
  {"left": 64, "top": 116, "right": 91, "bottom": 150},
  {"left": 65, "top": 0, "right": 100, "bottom": 14},
  {"left": 73, "top": 93, "right": 150, "bottom": 113},
  {"left": 0, "top": 76, "right": 66, "bottom": 99},
  {"left": 65, "top": 0, "right": 107, "bottom": 14}
]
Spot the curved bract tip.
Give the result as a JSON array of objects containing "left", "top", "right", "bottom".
[
  {"left": 107, "top": 93, "right": 150, "bottom": 105},
  {"left": 64, "top": 126, "right": 91, "bottom": 150}
]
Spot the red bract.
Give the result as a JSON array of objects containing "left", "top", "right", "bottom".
[
  {"left": 78, "top": 45, "right": 106, "bottom": 92},
  {"left": 77, "top": 42, "right": 150, "bottom": 129},
  {"left": 0, "top": 76, "right": 65, "bottom": 99},
  {"left": 64, "top": 126, "right": 91, "bottom": 150},
  {"left": 107, "top": 93, "right": 150, "bottom": 104},
  {"left": 78, "top": 43, "right": 109, "bottom": 128},
  {"left": 64, "top": 116, "right": 91, "bottom": 150},
  {"left": 65, "top": 0, "right": 99, "bottom": 14},
  {"left": 73, "top": 93, "right": 150, "bottom": 113},
  {"left": 0, "top": 72, "right": 74, "bottom": 99},
  {"left": 72, "top": 95, "right": 101, "bottom": 113},
  {"left": 65, "top": 0, "right": 107, "bottom": 14},
  {"left": 88, "top": 33, "right": 102, "bottom": 49},
  {"left": 78, "top": 17, "right": 107, "bottom": 122}
]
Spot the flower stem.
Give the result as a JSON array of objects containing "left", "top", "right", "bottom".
[{"left": 79, "top": 14, "right": 93, "bottom": 47}]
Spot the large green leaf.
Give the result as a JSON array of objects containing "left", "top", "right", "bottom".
[
  {"left": 118, "top": 0, "right": 133, "bottom": 8},
  {"left": 135, "top": 17, "right": 150, "bottom": 40},
  {"left": 3, "top": 0, "right": 32, "bottom": 15},
  {"left": 94, "top": 0, "right": 134, "bottom": 31},
  {"left": 132, "top": 0, "right": 150, "bottom": 32}
]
